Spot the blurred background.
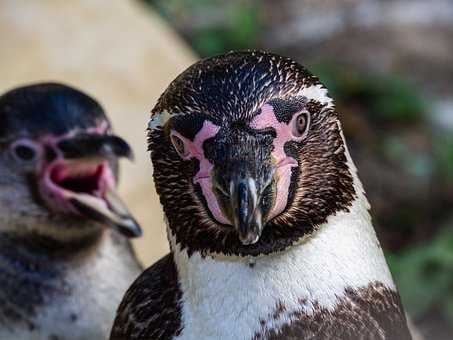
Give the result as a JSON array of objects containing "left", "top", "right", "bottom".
[{"left": 1, "top": 0, "right": 452, "bottom": 338}]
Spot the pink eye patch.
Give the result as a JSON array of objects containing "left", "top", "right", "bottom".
[
  {"left": 250, "top": 104, "right": 300, "bottom": 219},
  {"left": 170, "top": 120, "right": 231, "bottom": 225}
]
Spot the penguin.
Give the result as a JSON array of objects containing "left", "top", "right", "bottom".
[
  {"left": 0, "top": 83, "right": 143, "bottom": 340},
  {"left": 110, "top": 51, "right": 412, "bottom": 340}
]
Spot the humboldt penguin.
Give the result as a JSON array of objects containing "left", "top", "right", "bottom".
[
  {"left": 0, "top": 83, "right": 142, "bottom": 340},
  {"left": 111, "top": 51, "right": 411, "bottom": 340}
]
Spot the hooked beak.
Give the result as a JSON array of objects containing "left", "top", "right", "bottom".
[
  {"left": 230, "top": 177, "right": 264, "bottom": 245},
  {"left": 41, "top": 134, "right": 142, "bottom": 238},
  {"left": 57, "top": 134, "right": 134, "bottom": 161},
  {"left": 69, "top": 184, "right": 142, "bottom": 238}
]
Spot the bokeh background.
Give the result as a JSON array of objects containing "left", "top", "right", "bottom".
[{"left": 1, "top": 1, "right": 452, "bottom": 338}]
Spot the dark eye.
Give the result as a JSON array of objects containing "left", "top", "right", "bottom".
[
  {"left": 11, "top": 140, "right": 38, "bottom": 162},
  {"left": 170, "top": 134, "right": 190, "bottom": 158},
  {"left": 292, "top": 112, "right": 310, "bottom": 138}
]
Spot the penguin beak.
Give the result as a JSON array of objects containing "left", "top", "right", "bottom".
[
  {"left": 230, "top": 177, "right": 264, "bottom": 245},
  {"left": 211, "top": 136, "right": 277, "bottom": 246},
  {"left": 40, "top": 134, "right": 142, "bottom": 238},
  {"left": 69, "top": 183, "right": 142, "bottom": 238},
  {"left": 57, "top": 133, "right": 134, "bottom": 162}
]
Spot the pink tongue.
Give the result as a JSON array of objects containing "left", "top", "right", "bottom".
[
  {"left": 48, "top": 162, "right": 108, "bottom": 199},
  {"left": 51, "top": 163, "right": 98, "bottom": 183},
  {"left": 50, "top": 164, "right": 67, "bottom": 182}
]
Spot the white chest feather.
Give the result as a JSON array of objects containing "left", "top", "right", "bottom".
[
  {"left": 172, "top": 179, "right": 395, "bottom": 340},
  {"left": 0, "top": 234, "right": 140, "bottom": 340}
]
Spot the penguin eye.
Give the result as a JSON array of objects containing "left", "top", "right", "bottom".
[
  {"left": 292, "top": 112, "right": 310, "bottom": 138},
  {"left": 11, "top": 140, "right": 39, "bottom": 163},
  {"left": 170, "top": 134, "right": 190, "bottom": 159}
]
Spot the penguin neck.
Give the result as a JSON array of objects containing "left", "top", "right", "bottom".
[
  {"left": 0, "top": 228, "right": 104, "bottom": 266},
  {"left": 168, "top": 172, "right": 396, "bottom": 339},
  {"left": 0, "top": 227, "right": 141, "bottom": 335},
  {"left": 171, "top": 183, "right": 395, "bottom": 298},
  {"left": 0, "top": 228, "right": 105, "bottom": 306}
]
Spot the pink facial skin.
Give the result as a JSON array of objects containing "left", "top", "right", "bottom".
[
  {"left": 250, "top": 104, "right": 302, "bottom": 220},
  {"left": 32, "top": 121, "right": 115, "bottom": 214},
  {"left": 41, "top": 161, "right": 115, "bottom": 214},
  {"left": 41, "top": 121, "right": 116, "bottom": 214},
  {"left": 170, "top": 120, "right": 231, "bottom": 225}
]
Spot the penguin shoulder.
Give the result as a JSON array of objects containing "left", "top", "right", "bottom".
[{"left": 110, "top": 254, "right": 182, "bottom": 340}]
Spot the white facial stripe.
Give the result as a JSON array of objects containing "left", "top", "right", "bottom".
[
  {"left": 148, "top": 110, "right": 178, "bottom": 130},
  {"left": 296, "top": 84, "right": 333, "bottom": 107}
]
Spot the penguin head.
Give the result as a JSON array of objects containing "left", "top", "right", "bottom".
[
  {"left": 0, "top": 83, "right": 142, "bottom": 241},
  {"left": 148, "top": 51, "right": 356, "bottom": 256}
]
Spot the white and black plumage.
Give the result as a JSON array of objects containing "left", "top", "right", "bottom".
[
  {"left": 0, "top": 83, "right": 143, "bottom": 340},
  {"left": 110, "top": 51, "right": 412, "bottom": 340}
]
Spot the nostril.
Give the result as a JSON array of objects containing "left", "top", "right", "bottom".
[
  {"left": 213, "top": 182, "right": 230, "bottom": 198},
  {"left": 265, "top": 176, "right": 274, "bottom": 191}
]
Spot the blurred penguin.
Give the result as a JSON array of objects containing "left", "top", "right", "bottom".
[{"left": 0, "top": 83, "right": 142, "bottom": 340}]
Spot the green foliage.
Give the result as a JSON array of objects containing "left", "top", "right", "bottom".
[
  {"left": 382, "top": 136, "right": 434, "bottom": 179},
  {"left": 311, "top": 64, "right": 427, "bottom": 124},
  {"left": 146, "top": 0, "right": 262, "bottom": 57},
  {"left": 387, "top": 226, "right": 453, "bottom": 321},
  {"left": 436, "top": 135, "right": 453, "bottom": 178},
  {"left": 192, "top": 5, "right": 261, "bottom": 57}
]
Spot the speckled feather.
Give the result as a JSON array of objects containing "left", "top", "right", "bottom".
[
  {"left": 110, "top": 255, "right": 182, "bottom": 340},
  {"left": 255, "top": 282, "right": 410, "bottom": 340}
]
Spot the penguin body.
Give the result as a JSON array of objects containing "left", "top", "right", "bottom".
[
  {"left": 111, "top": 51, "right": 411, "bottom": 340},
  {"left": 0, "top": 83, "right": 142, "bottom": 340},
  {"left": 0, "top": 233, "right": 140, "bottom": 340},
  {"left": 112, "top": 172, "right": 409, "bottom": 340}
]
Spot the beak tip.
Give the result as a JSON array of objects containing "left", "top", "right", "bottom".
[
  {"left": 116, "top": 219, "right": 143, "bottom": 238},
  {"left": 238, "top": 230, "right": 260, "bottom": 246},
  {"left": 125, "top": 149, "right": 135, "bottom": 162}
]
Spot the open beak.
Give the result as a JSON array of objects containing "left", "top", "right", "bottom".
[
  {"left": 69, "top": 184, "right": 142, "bottom": 238},
  {"left": 40, "top": 134, "right": 142, "bottom": 238}
]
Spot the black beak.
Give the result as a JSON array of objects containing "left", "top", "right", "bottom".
[
  {"left": 52, "top": 133, "right": 142, "bottom": 238},
  {"left": 211, "top": 129, "right": 276, "bottom": 245},
  {"left": 57, "top": 133, "right": 134, "bottom": 161},
  {"left": 230, "top": 176, "right": 265, "bottom": 245},
  {"left": 69, "top": 187, "right": 142, "bottom": 238}
]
